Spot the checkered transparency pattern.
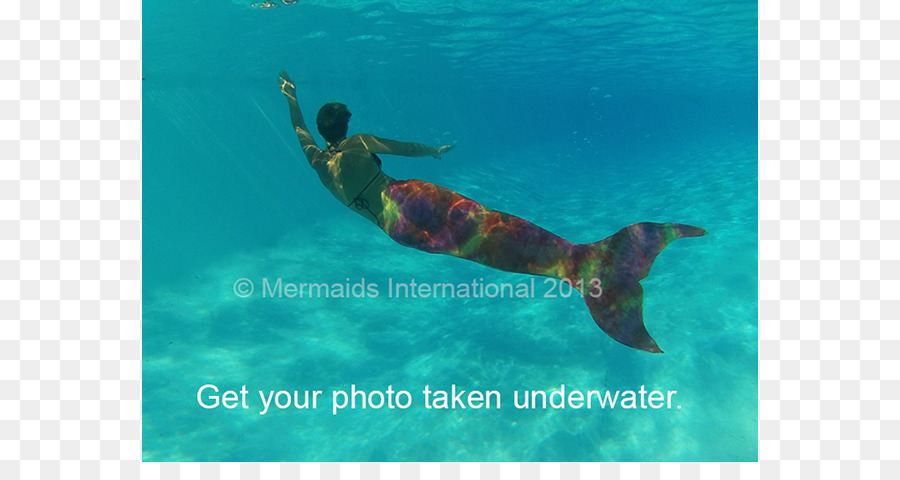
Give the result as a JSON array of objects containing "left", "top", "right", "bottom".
[
  {"left": 2, "top": 0, "right": 142, "bottom": 479},
  {"left": 4, "top": 0, "right": 897, "bottom": 479},
  {"left": 760, "top": 1, "right": 899, "bottom": 480}
]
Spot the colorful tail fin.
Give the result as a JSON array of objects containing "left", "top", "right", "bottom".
[{"left": 582, "top": 222, "right": 706, "bottom": 353}]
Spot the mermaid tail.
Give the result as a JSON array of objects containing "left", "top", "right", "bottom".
[
  {"left": 381, "top": 180, "right": 705, "bottom": 353},
  {"left": 580, "top": 222, "right": 707, "bottom": 353}
]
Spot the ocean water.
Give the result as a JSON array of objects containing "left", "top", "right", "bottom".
[{"left": 143, "top": 0, "right": 758, "bottom": 462}]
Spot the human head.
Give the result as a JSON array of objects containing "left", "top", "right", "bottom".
[{"left": 316, "top": 102, "right": 351, "bottom": 145}]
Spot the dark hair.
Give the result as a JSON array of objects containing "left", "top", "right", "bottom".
[{"left": 316, "top": 102, "right": 351, "bottom": 144}]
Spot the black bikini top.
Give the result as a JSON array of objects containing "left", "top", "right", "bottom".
[
  {"left": 328, "top": 146, "right": 382, "bottom": 220},
  {"left": 325, "top": 143, "right": 382, "bottom": 168}
]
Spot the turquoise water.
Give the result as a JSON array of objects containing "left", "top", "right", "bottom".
[{"left": 143, "top": 0, "right": 757, "bottom": 462}]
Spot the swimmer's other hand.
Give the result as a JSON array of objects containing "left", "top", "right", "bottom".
[
  {"left": 432, "top": 144, "right": 456, "bottom": 159},
  {"left": 279, "top": 71, "right": 296, "bottom": 99}
]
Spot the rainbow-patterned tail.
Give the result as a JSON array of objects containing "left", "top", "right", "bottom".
[
  {"left": 580, "top": 222, "right": 707, "bottom": 353},
  {"left": 381, "top": 179, "right": 705, "bottom": 353}
]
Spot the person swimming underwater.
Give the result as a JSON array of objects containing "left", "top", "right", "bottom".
[
  {"left": 251, "top": 0, "right": 298, "bottom": 8},
  {"left": 278, "top": 71, "right": 706, "bottom": 353}
]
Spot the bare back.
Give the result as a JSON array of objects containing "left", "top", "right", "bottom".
[{"left": 308, "top": 135, "right": 392, "bottom": 207}]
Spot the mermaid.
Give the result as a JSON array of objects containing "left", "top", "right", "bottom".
[{"left": 278, "top": 71, "right": 705, "bottom": 353}]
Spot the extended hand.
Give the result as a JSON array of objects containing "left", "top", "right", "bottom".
[
  {"left": 432, "top": 144, "right": 456, "bottom": 159},
  {"left": 279, "top": 71, "right": 296, "bottom": 99}
]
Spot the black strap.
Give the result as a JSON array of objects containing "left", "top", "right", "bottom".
[{"left": 347, "top": 171, "right": 383, "bottom": 220}]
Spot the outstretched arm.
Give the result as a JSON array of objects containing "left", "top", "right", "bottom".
[
  {"left": 357, "top": 134, "right": 455, "bottom": 159},
  {"left": 279, "top": 71, "right": 321, "bottom": 164}
]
